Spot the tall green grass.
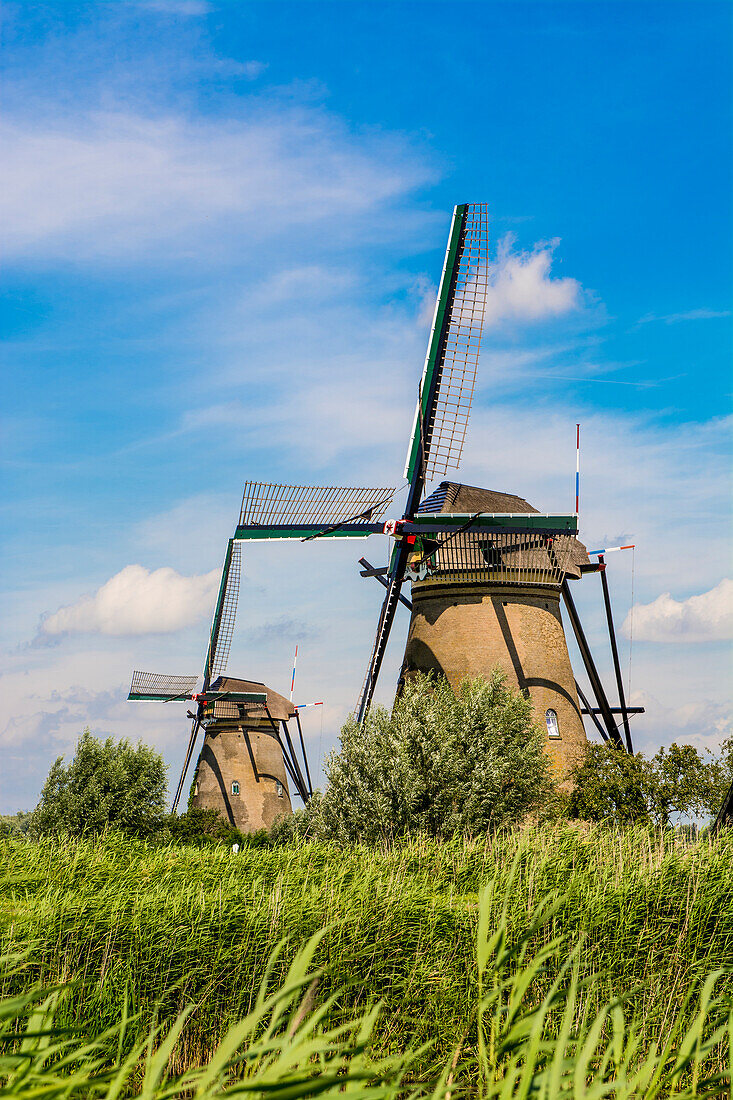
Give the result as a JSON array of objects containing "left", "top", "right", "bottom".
[
  {"left": 2, "top": 826, "right": 732, "bottom": 1084},
  {"left": 2, "top": 863, "right": 730, "bottom": 1097}
]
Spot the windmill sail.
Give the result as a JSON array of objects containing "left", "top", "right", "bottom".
[
  {"left": 405, "top": 530, "right": 578, "bottom": 587},
  {"left": 209, "top": 540, "right": 241, "bottom": 682},
  {"left": 404, "top": 203, "right": 490, "bottom": 489},
  {"left": 357, "top": 204, "right": 491, "bottom": 721},
  {"left": 237, "top": 482, "right": 395, "bottom": 540},
  {"left": 128, "top": 671, "right": 199, "bottom": 701},
  {"left": 203, "top": 539, "right": 241, "bottom": 689},
  {"left": 355, "top": 568, "right": 406, "bottom": 723},
  {"left": 172, "top": 717, "right": 201, "bottom": 813},
  {"left": 170, "top": 539, "right": 242, "bottom": 813}
]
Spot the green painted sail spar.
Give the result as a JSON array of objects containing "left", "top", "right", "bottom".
[{"left": 233, "top": 513, "right": 578, "bottom": 541}]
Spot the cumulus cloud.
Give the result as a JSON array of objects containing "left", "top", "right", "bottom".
[
  {"left": 39, "top": 565, "right": 219, "bottom": 637},
  {"left": 482, "top": 236, "right": 581, "bottom": 327},
  {"left": 0, "top": 107, "right": 431, "bottom": 262},
  {"left": 622, "top": 578, "right": 733, "bottom": 643}
]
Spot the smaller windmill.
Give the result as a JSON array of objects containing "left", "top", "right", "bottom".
[{"left": 128, "top": 539, "right": 313, "bottom": 830}]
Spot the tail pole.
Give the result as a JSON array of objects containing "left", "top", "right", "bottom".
[
  {"left": 290, "top": 645, "right": 298, "bottom": 701},
  {"left": 575, "top": 423, "right": 580, "bottom": 515},
  {"left": 587, "top": 545, "right": 635, "bottom": 556}
]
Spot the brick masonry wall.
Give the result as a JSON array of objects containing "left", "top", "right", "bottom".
[
  {"left": 190, "top": 721, "right": 292, "bottom": 832},
  {"left": 402, "top": 580, "right": 587, "bottom": 778}
]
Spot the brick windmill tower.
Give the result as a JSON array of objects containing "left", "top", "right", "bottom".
[{"left": 399, "top": 482, "right": 591, "bottom": 775}]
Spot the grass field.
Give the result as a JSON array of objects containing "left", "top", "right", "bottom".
[{"left": 2, "top": 826, "right": 733, "bottom": 1094}]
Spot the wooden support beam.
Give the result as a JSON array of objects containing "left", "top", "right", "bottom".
[
  {"left": 358, "top": 557, "right": 413, "bottom": 611},
  {"left": 598, "top": 556, "right": 634, "bottom": 752},
  {"left": 562, "top": 581, "right": 624, "bottom": 749}
]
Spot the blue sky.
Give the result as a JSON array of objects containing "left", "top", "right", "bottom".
[{"left": 1, "top": 0, "right": 731, "bottom": 811}]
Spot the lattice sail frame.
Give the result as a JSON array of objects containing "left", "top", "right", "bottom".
[
  {"left": 210, "top": 541, "right": 241, "bottom": 680},
  {"left": 405, "top": 204, "right": 490, "bottom": 484},
  {"left": 408, "top": 530, "right": 576, "bottom": 588},
  {"left": 129, "top": 671, "right": 199, "bottom": 700},
  {"left": 240, "top": 482, "right": 395, "bottom": 528}
]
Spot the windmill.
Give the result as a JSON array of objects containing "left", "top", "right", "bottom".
[
  {"left": 229, "top": 203, "right": 643, "bottom": 775},
  {"left": 128, "top": 538, "right": 313, "bottom": 831},
  {"left": 132, "top": 203, "right": 642, "bottom": 822}
]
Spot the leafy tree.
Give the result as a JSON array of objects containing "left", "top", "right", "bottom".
[
  {"left": 568, "top": 744, "right": 654, "bottom": 825},
  {"left": 310, "top": 671, "right": 553, "bottom": 844},
  {"left": 0, "top": 811, "right": 33, "bottom": 838},
  {"left": 33, "top": 728, "right": 167, "bottom": 837},
  {"left": 700, "top": 736, "right": 733, "bottom": 822},
  {"left": 650, "top": 743, "right": 711, "bottom": 825},
  {"left": 568, "top": 740, "right": 730, "bottom": 827}
]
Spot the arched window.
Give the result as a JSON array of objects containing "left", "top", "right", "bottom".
[
  {"left": 194, "top": 782, "right": 199, "bottom": 796},
  {"left": 545, "top": 709, "right": 560, "bottom": 739},
  {"left": 276, "top": 781, "right": 284, "bottom": 798},
  {"left": 232, "top": 781, "right": 240, "bottom": 795}
]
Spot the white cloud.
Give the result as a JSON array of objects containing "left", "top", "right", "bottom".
[
  {"left": 622, "top": 579, "right": 733, "bottom": 644},
  {"left": 39, "top": 565, "right": 219, "bottom": 637},
  {"left": 252, "top": 265, "right": 357, "bottom": 305},
  {"left": 629, "top": 690, "right": 733, "bottom": 754},
  {"left": 0, "top": 107, "right": 432, "bottom": 262},
  {"left": 482, "top": 236, "right": 582, "bottom": 327},
  {"left": 637, "top": 308, "right": 731, "bottom": 325}
]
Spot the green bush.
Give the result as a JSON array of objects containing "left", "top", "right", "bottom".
[
  {"left": 310, "top": 671, "right": 553, "bottom": 844},
  {"left": 0, "top": 812, "right": 33, "bottom": 839},
  {"left": 32, "top": 728, "right": 167, "bottom": 838},
  {"left": 156, "top": 808, "right": 274, "bottom": 850}
]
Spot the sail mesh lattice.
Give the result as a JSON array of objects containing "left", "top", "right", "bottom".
[
  {"left": 240, "top": 483, "right": 395, "bottom": 527},
  {"left": 423, "top": 204, "right": 490, "bottom": 480},
  {"left": 129, "top": 671, "right": 199, "bottom": 699},
  {"left": 210, "top": 542, "right": 241, "bottom": 680}
]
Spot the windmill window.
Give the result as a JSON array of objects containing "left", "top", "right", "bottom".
[
  {"left": 276, "top": 781, "right": 284, "bottom": 798},
  {"left": 545, "top": 710, "right": 560, "bottom": 739},
  {"left": 231, "top": 781, "right": 240, "bottom": 795}
]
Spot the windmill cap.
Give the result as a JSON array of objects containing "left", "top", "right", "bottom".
[
  {"left": 209, "top": 676, "right": 296, "bottom": 721},
  {"left": 420, "top": 481, "right": 590, "bottom": 577}
]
